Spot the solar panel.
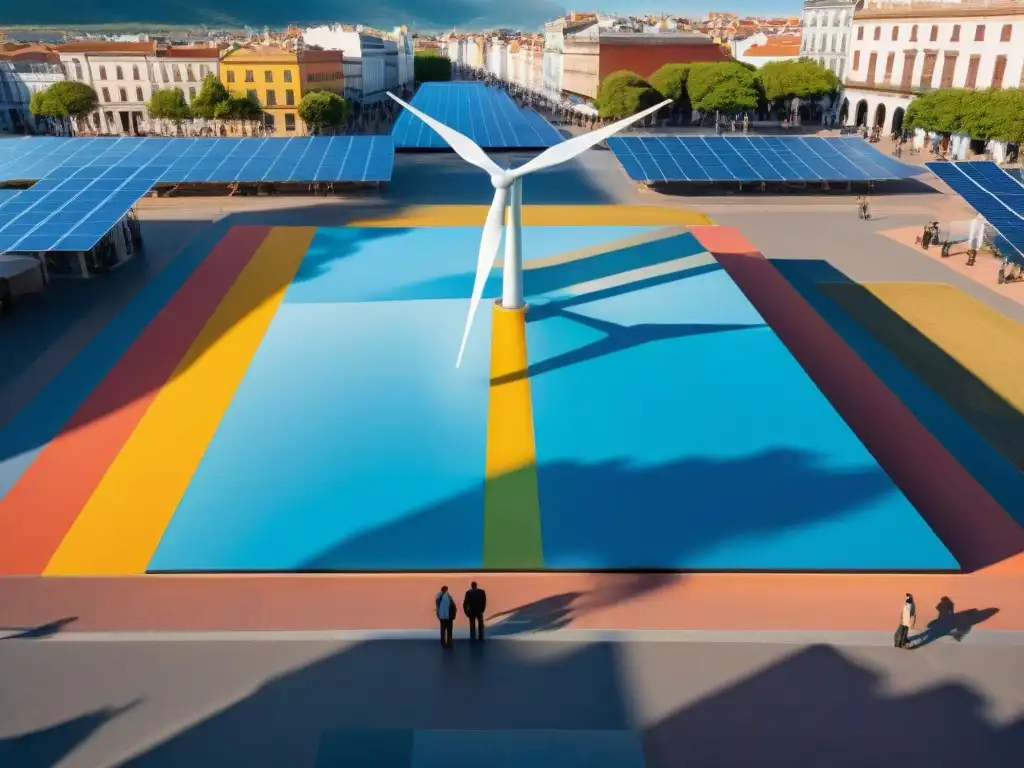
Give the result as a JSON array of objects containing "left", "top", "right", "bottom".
[
  {"left": 392, "top": 82, "right": 563, "bottom": 150},
  {"left": 607, "top": 136, "right": 925, "bottom": 183},
  {"left": 926, "top": 161, "right": 1024, "bottom": 264},
  {"left": 0, "top": 136, "right": 395, "bottom": 184}
]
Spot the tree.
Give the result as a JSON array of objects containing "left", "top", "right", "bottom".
[
  {"left": 29, "top": 81, "right": 98, "bottom": 133},
  {"left": 904, "top": 88, "right": 970, "bottom": 135},
  {"left": 414, "top": 50, "right": 452, "bottom": 83},
  {"left": 190, "top": 74, "right": 230, "bottom": 120},
  {"left": 649, "top": 63, "right": 692, "bottom": 123},
  {"left": 297, "top": 90, "right": 349, "bottom": 134},
  {"left": 687, "top": 62, "right": 760, "bottom": 117},
  {"left": 595, "top": 70, "right": 661, "bottom": 120},
  {"left": 906, "top": 87, "right": 1024, "bottom": 144},
  {"left": 756, "top": 59, "right": 840, "bottom": 102},
  {"left": 147, "top": 87, "right": 192, "bottom": 134}
]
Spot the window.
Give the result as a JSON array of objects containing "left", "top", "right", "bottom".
[
  {"left": 72, "top": 58, "right": 83, "bottom": 79},
  {"left": 884, "top": 52, "right": 895, "bottom": 83},
  {"left": 974, "top": 24, "right": 985, "bottom": 42},
  {"left": 857, "top": 26, "right": 863, "bottom": 40},
  {"left": 891, "top": 26, "right": 898, "bottom": 41},
  {"left": 283, "top": 70, "right": 292, "bottom": 83},
  {"left": 950, "top": 24, "right": 960, "bottom": 42},
  {"left": 264, "top": 70, "right": 273, "bottom": 82},
  {"left": 99, "top": 65, "right": 107, "bottom": 79},
  {"left": 200, "top": 64, "right": 210, "bottom": 78},
  {"left": 189, "top": 86, "right": 197, "bottom": 99},
  {"left": 940, "top": 52, "right": 958, "bottom": 88},
  {"left": 101, "top": 86, "right": 110, "bottom": 102},
  {"left": 186, "top": 64, "right": 195, "bottom": 82},
  {"left": 227, "top": 70, "right": 235, "bottom": 83},
  {"left": 910, "top": 25, "right": 918, "bottom": 42},
  {"left": 265, "top": 89, "right": 276, "bottom": 106},
  {"left": 873, "top": 26, "right": 880, "bottom": 41},
  {"left": 853, "top": 50, "right": 860, "bottom": 70},
  {"left": 246, "top": 89, "right": 257, "bottom": 102},
  {"left": 136, "top": 87, "right": 144, "bottom": 101},
  {"left": 116, "top": 65, "right": 123, "bottom": 80},
  {"left": 1000, "top": 24, "right": 1012, "bottom": 42},
  {"left": 831, "top": 33, "right": 836, "bottom": 52},
  {"left": 285, "top": 88, "right": 295, "bottom": 105},
  {"left": 160, "top": 63, "right": 169, "bottom": 82},
  {"left": 930, "top": 25, "right": 938, "bottom": 42},
  {"left": 992, "top": 55, "right": 1007, "bottom": 89},
  {"left": 132, "top": 65, "right": 140, "bottom": 80},
  {"left": 965, "top": 54, "right": 981, "bottom": 89},
  {"left": 866, "top": 52, "right": 877, "bottom": 84},
  {"left": 285, "top": 113, "right": 296, "bottom": 131},
  {"left": 264, "top": 114, "right": 275, "bottom": 131},
  {"left": 901, "top": 51, "right": 917, "bottom": 91},
  {"left": 245, "top": 69, "right": 254, "bottom": 82},
  {"left": 920, "top": 52, "right": 937, "bottom": 88},
  {"left": 119, "top": 87, "right": 127, "bottom": 101},
  {"left": 173, "top": 66, "right": 181, "bottom": 82}
]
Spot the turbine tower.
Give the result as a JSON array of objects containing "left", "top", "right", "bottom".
[{"left": 387, "top": 92, "right": 670, "bottom": 367}]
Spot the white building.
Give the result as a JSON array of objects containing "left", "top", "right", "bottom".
[
  {"left": 800, "top": 0, "right": 861, "bottom": 79},
  {"left": 0, "top": 44, "right": 68, "bottom": 134},
  {"left": 487, "top": 37, "right": 509, "bottom": 80},
  {"left": 844, "top": 0, "right": 1024, "bottom": 134},
  {"left": 301, "top": 25, "right": 412, "bottom": 103},
  {"left": 542, "top": 18, "right": 567, "bottom": 99},
  {"left": 151, "top": 47, "right": 220, "bottom": 106},
  {"left": 56, "top": 41, "right": 157, "bottom": 135}
]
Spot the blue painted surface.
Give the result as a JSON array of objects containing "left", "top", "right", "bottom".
[
  {"left": 148, "top": 299, "right": 492, "bottom": 571},
  {"left": 411, "top": 730, "right": 647, "bottom": 768},
  {"left": 775, "top": 259, "right": 1024, "bottom": 531},
  {"left": 0, "top": 222, "right": 232, "bottom": 501},
  {"left": 526, "top": 255, "right": 959, "bottom": 571}
]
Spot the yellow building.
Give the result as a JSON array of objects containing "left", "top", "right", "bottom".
[{"left": 219, "top": 45, "right": 345, "bottom": 135}]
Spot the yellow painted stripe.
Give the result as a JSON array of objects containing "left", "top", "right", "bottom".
[
  {"left": 349, "top": 205, "right": 712, "bottom": 228},
  {"left": 44, "top": 227, "right": 316, "bottom": 575},
  {"left": 483, "top": 302, "right": 543, "bottom": 568}
]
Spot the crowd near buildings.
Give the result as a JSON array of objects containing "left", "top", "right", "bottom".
[{"left": 1, "top": 0, "right": 1023, "bottom": 146}]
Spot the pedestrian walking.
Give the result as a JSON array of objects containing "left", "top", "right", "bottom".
[
  {"left": 436, "top": 585, "right": 457, "bottom": 649},
  {"left": 463, "top": 581, "right": 487, "bottom": 642},
  {"left": 895, "top": 593, "right": 916, "bottom": 648}
]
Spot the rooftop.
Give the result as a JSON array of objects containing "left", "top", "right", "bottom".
[
  {"left": 54, "top": 41, "right": 157, "bottom": 54},
  {"left": 857, "top": 0, "right": 1024, "bottom": 19}
]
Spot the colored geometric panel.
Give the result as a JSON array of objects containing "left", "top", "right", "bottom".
[
  {"left": 392, "top": 82, "right": 562, "bottom": 150},
  {"left": 525, "top": 237, "right": 958, "bottom": 571},
  {"left": 146, "top": 299, "right": 491, "bottom": 572},
  {"left": 411, "top": 730, "right": 647, "bottom": 768},
  {"left": 607, "top": 136, "right": 924, "bottom": 182}
]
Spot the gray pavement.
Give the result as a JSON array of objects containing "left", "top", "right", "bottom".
[{"left": 1, "top": 632, "right": 1022, "bottom": 767}]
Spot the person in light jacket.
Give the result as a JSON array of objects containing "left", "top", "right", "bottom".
[
  {"left": 436, "top": 585, "right": 458, "bottom": 649},
  {"left": 897, "top": 593, "right": 916, "bottom": 648}
]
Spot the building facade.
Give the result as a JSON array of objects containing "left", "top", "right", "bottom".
[
  {"left": 542, "top": 18, "right": 568, "bottom": 99},
  {"left": 301, "top": 25, "right": 412, "bottom": 103},
  {"left": 843, "top": 0, "right": 1024, "bottom": 133},
  {"left": 0, "top": 43, "right": 67, "bottom": 134},
  {"left": 56, "top": 41, "right": 157, "bottom": 135},
  {"left": 800, "top": 0, "right": 861, "bottom": 80},
  {"left": 152, "top": 46, "right": 220, "bottom": 105}
]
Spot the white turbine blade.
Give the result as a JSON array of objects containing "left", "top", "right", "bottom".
[
  {"left": 511, "top": 99, "right": 672, "bottom": 178},
  {"left": 456, "top": 186, "right": 508, "bottom": 368},
  {"left": 388, "top": 92, "right": 502, "bottom": 177}
]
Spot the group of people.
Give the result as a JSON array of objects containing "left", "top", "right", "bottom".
[{"left": 435, "top": 582, "right": 487, "bottom": 649}]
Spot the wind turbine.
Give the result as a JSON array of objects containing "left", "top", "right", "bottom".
[{"left": 387, "top": 92, "right": 671, "bottom": 367}]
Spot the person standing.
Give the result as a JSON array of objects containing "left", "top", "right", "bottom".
[
  {"left": 463, "top": 581, "right": 487, "bottom": 642},
  {"left": 436, "top": 585, "right": 457, "bottom": 649},
  {"left": 896, "top": 593, "right": 916, "bottom": 648}
]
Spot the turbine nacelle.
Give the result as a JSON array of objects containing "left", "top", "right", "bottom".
[{"left": 387, "top": 90, "right": 671, "bottom": 368}]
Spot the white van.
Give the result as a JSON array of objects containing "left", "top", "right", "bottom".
[{"left": 0, "top": 254, "right": 45, "bottom": 316}]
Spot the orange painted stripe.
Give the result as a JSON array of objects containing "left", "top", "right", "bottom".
[
  {"left": 0, "top": 226, "right": 272, "bottom": 575},
  {"left": 691, "top": 225, "right": 1024, "bottom": 574}
]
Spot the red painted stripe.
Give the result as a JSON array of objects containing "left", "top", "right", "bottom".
[
  {"left": 0, "top": 226, "right": 272, "bottom": 575},
  {"left": 692, "top": 225, "right": 1024, "bottom": 573}
]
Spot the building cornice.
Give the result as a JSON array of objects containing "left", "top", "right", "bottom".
[{"left": 856, "top": 1, "right": 1024, "bottom": 21}]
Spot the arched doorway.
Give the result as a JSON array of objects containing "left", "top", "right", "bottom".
[
  {"left": 874, "top": 103, "right": 887, "bottom": 131},
  {"left": 855, "top": 99, "right": 868, "bottom": 127},
  {"left": 839, "top": 98, "right": 850, "bottom": 124},
  {"left": 892, "top": 107, "right": 905, "bottom": 135}
]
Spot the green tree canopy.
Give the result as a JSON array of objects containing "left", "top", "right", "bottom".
[
  {"left": 904, "top": 88, "right": 971, "bottom": 136},
  {"left": 29, "top": 80, "right": 98, "bottom": 119},
  {"left": 147, "top": 87, "right": 192, "bottom": 126},
  {"left": 649, "top": 63, "right": 691, "bottom": 102},
  {"left": 687, "top": 62, "right": 760, "bottom": 115},
  {"left": 414, "top": 50, "right": 452, "bottom": 83},
  {"left": 756, "top": 59, "right": 840, "bottom": 102},
  {"left": 595, "top": 70, "right": 662, "bottom": 119},
  {"left": 297, "top": 90, "right": 350, "bottom": 134},
  {"left": 190, "top": 74, "right": 231, "bottom": 120}
]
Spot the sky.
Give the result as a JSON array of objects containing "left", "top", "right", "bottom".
[{"left": 5, "top": 1, "right": 803, "bottom": 32}]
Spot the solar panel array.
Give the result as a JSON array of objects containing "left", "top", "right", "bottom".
[
  {"left": 392, "top": 82, "right": 563, "bottom": 150},
  {"left": 0, "top": 136, "right": 395, "bottom": 184},
  {"left": 607, "top": 136, "right": 923, "bottom": 182},
  {"left": 926, "top": 161, "right": 1024, "bottom": 263}
]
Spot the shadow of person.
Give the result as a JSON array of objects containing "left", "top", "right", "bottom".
[
  {"left": 488, "top": 592, "right": 582, "bottom": 636},
  {"left": 912, "top": 597, "right": 1000, "bottom": 648},
  {"left": 1, "top": 616, "right": 78, "bottom": 640}
]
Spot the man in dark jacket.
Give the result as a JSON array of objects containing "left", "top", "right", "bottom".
[{"left": 463, "top": 581, "right": 487, "bottom": 642}]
